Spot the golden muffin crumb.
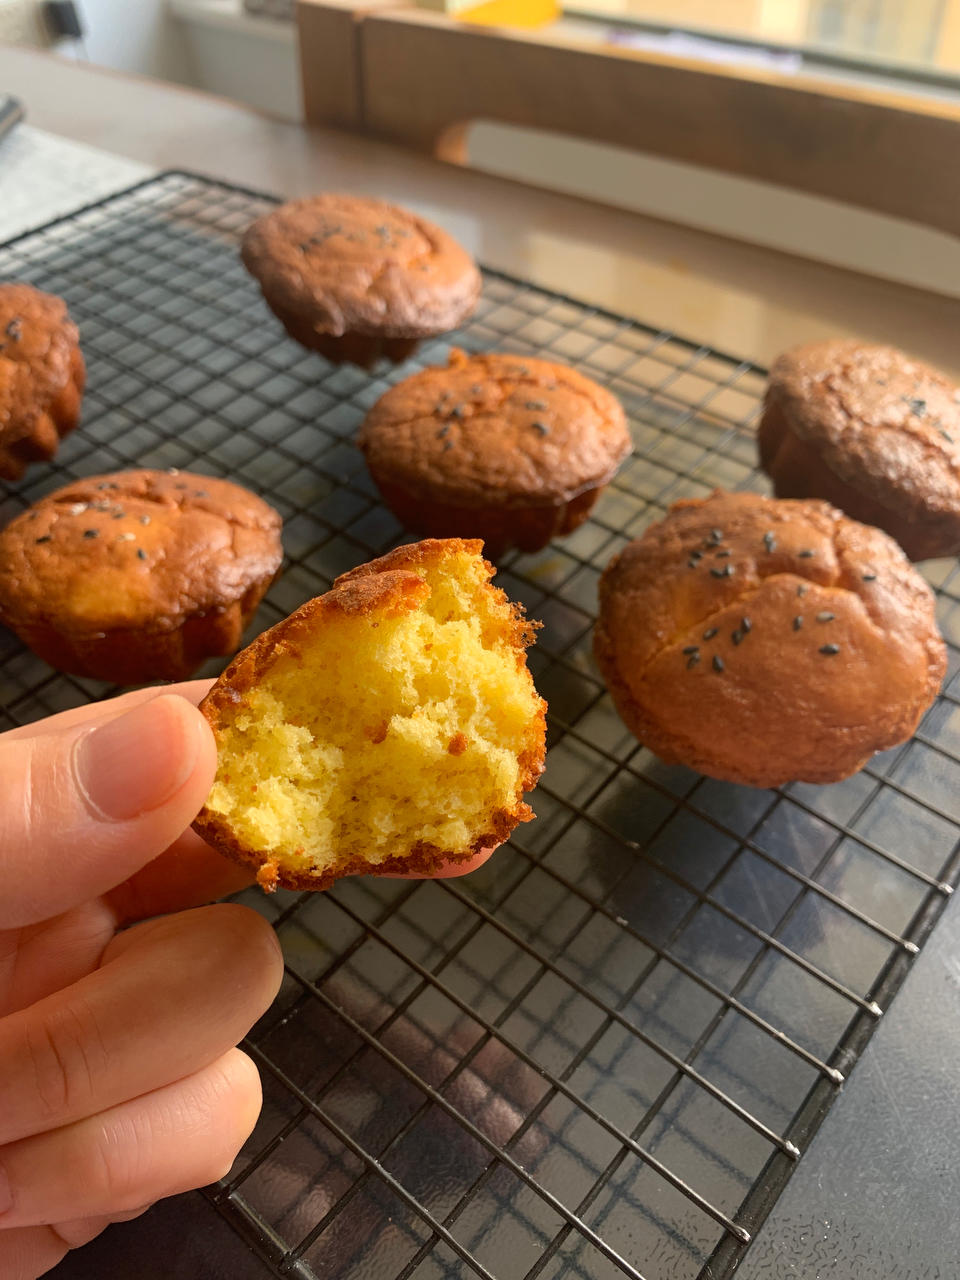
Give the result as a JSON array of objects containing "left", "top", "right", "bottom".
[{"left": 193, "top": 538, "right": 546, "bottom": 890}]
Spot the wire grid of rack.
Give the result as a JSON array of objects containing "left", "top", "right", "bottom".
[{"left": 2, "top": 173, "right": 959, "bottom": 1280}]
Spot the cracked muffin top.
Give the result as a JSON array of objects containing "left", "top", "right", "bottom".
[
  {"left": 358, "top": 349, "right": 631, "bottom": 507},
  {"left": 240, "top": 195, "right": 481, "bottom": 339},
  {"left": 594, "top": 490, "right": 945, "bottom": 787},
  {"left": 0, "top": 469, "right": 282, "bottom": 634}
]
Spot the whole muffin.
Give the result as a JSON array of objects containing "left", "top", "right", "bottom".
[
  {"left": 193, "top": 538, "right": 546, "bottom": 891},
  {"left": 759, "top": 340, "right": 960, "bottom": 560},
  {"left": 357, "top": 349, "right": 631, "bottom": 558},
  {"left": 0, "top": 469, "right": 283, "bottom": 683},
  {"left": 0, "top": 283, "right": 85, "bottom": 482},
  {"left": 241, "top": 195, "right": 481, "bottom": 368},
  {"left": 594, "top": 490, "right": 945, "bottom": 787}
]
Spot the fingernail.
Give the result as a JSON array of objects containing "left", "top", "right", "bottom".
[
  {"left": 74, "top": 695, "right": 202, "bottom": 822},
  {"left": 0, "top": 1161, "right": 12, "bottom": 1215}
]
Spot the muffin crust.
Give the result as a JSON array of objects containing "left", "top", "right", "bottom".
[{"left": 594, "top": 490, "right": 945, "bottom": 787}]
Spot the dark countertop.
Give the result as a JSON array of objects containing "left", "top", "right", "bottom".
[{"left": 736, "top": 886, "right": 960, "bottom": 1280}]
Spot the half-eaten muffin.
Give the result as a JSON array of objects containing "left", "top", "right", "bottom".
[{"left": 193, "top": 538, "right": 547, "bottom": 890}]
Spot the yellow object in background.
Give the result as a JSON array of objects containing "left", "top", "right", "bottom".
[{"left": 416, "top": 0, "right": 559, "bottom": 26}]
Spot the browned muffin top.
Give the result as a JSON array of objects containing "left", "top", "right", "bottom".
[
  {"left": 358, "top": 350, "right": 631, "bottom": 507},
  {"left": 241, "top": 195, "right": 481, "bottom": 338},
  {"left": 0, "top": 283, "right": 82, "bottom": 450},
  {"left": 0, "top": 283, "right": 79, "bottom": 401},
  {"left": 594, "top": 490, "right": 945, "bottom": 786},
  {"left": 0, "top": 469, "right": 282, "bottom": 635},
  {"left": 767, "top": 341, "right": 960, "bottom": 517}
]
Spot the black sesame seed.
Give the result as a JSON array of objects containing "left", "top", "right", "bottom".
[
  {"left": 710, "top": 564, "right": 734, "bottom": 578},
  {"left": 83, "top": 528, "right": 99, "bottom": 539},
  {"left": 689, "top": 550, "right": 703, "bottom": 561},
  {"left": 687, "top": 559, "right": 699, "bottom": 569},
  {"left": 709, "top": 528, "right": 724, "bottom": 543},
  {"left": 140, "top": 515, "right": 151, "bottom": 525},
  {"left": 732, "top": 630, "right": 744, "bottom": 645},
  {"left": 763, "top": 531, "right": 776, "bottom": 552},
  {"left": 713, "top": 655, "right": 725, "bottom": 673},
  {"left": 862, "top": 572, "right": 877, "bottom": 582},
  {"left": 797, "top": 584, "right": 808, "bottom": 597},
  {"left": 111, "top": 510, "right": 125, "bottom": 519},
  {"left": 741, "top": 617, "right": 752, "bottom": 633},
  {"left": 798, "top": 549, "right": 815, "bottom": 558},
  {"left": 816, "top": 611, "right": 835, "bottom": 623},
  {"left": 702, "top": 627, "right": 718, "bottom": 640},
  {"left": 525, "top": 400, "right": 548, "bottom": 411},
  {"left": 436, "top": 424, "right": 450, "bottom": 439},
  {"left": 442, "top": 440, "right": 454, "bottom": 451},
  {"left": 820, "top": 643, "right": 840, "bottom": 656},
  {"left": 939, "top": 429, "right": 954, "bottom": 443},
  {"left": 5, "top": 318, "right": 21, "bottom": 340},
  {"left": 450, "top": 404, "right": 465, "bottom": 419},
  {"left": 687, "top": 653, "right": 700, "bottom": 669},
  {"left": 905, "top": 397, "right": 927, "bottom": 417},
  {"left": 137, "top": 548, "right": 147, "bottom": 560},
  {"left": 682, "top": 645, "right": 699, "bottom": 655},
  {"left": 532, "top": 421, "right": 550, "bottom": 436},
  {"left": 793, "top": 615, "right": 803, "bottom": 630},
  {"left": 715, "top": 549, "right": 731, "bottom": 559},
  {"left": 35, "top": 534, "right": 51, "bottom": 543}
]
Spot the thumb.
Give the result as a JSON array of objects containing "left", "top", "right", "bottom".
[{"left": 1, "top": 694, "right": 217, "bottom": 929}]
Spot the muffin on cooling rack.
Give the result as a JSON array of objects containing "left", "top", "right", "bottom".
[
  {"left": 594, "top": 490, "right": 945, "bottom": 788},
  {"left": 240, "top": 194, "right": 481, "bottom": 368},
  {"left": 759, "top": 340, "right": 960, "bottom": 561},
  {"left": 0, "top": 469, "right": 283, "bottom": 684},
  {"left": 0, "top": 283, "right": 85, "bottom": 482},
  {"left": 193, "top": 539, "right": 546, "bottom": 892},
  {"left": 357, "top": 349, "right": 631, "bottom": 558}
]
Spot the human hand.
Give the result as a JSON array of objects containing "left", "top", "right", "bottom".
[
  {"left": 0, "top": 681, "right": 494, "bottom": 1279},
  {"left": 0, "top": 682, "right": 281, "bottom": 1278}
]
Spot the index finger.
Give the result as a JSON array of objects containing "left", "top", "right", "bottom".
[{"left": 2, "top": 680, "right": 215, "bottom": 741}]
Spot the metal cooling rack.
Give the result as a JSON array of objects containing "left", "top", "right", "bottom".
[{"left": 2, "top": 172, "right": 959, "bottom": 1280}]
